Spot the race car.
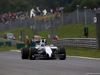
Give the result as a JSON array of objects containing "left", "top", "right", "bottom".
[{"left": 21, "top": 44, "right": 66, "bottom": 60}]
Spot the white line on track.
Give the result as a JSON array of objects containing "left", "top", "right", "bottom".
[
  {"left": 10, "top": 50, "right": 21, "bottom": 52},
  {"left": 67, "top": 56, "right": 100, "bottom": 60}
]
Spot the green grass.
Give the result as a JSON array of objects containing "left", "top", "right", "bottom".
[
  {"left": 66, "top": 47, "right": 100, "bottom": 58},
  {"left": 38, "top": 23, "right": 96, "bottom": 39},
  {"left": 0, "top": 45, "right": 17, "bottom": 51},
  {"left": 58, "top": 23, "right": 96, "bottom": 38}
]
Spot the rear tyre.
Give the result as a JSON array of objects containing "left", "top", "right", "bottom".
[
  {"left": 21, "top": 47, "right": 29, "bottom": 59},
  {"left": 29, "top": 47, "right": 37, "bottom": 60},
  {"left": 59, "top": 47, "right": 66, "bottom": 60}
]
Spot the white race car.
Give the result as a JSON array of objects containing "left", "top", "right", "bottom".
[{"left": 21, "top": 45, "right": 66, "bottom": 60}]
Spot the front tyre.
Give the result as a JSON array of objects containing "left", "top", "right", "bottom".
[
  {"left": 29, "top": 47, "right": 37, "bottom": 60},
  {"left": 21, "top": 47, "right": 29, "bottom": 59},
  {"left": 59, "top": 47, "right": 66, "bottom": 60}
]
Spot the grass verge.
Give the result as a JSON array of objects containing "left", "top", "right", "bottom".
[
  {"left": 66, "top": 47, "right": 100, "bottom": 58},
  {"left": 0, "top": 45, "right": 18, "bottom": 51}
]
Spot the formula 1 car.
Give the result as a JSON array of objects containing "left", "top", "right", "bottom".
[{"left": 21, "top": 45, "right": 66, "bottom": 60}]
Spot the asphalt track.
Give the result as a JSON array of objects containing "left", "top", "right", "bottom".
[{"left": 0, "top": 51, "right": 100, "bottom": 75}]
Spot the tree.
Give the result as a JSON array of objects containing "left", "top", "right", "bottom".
[
  {"left": 0, "top": 0, "right": 10, "bottom": 13},
  {"left": 69, "top": 0, "right": 82, "bottom": 12},
  {"left": 9, "top": 0, "right": 32, "bottom": 12},
  {"left": 1, "top": 0, "right": 100, "bottom": 14},
  {"left": 0, "top": 0, "right": 68, "bottom": 14},
  {"left": 66, "top": 0, "right": 73, "bottom": 4},
  {"left": 64, "top": 0, "right": 100, "bottom": 12},
  {"left": 64, "top": 3, "right": 70, "bottom": 12},
  {"left": 80, "top": 0, "right": 97, "bottom": 9}
]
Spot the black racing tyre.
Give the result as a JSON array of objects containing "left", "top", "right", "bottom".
[
  {"left": 29, "top": 47, "right": 37, "bottom": 60},
  {"left": 21, "top": 47, "right": 29, "bottom": 59},
  {"left": 59, "top": 47, "right": 66, "bottom": 60}
]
